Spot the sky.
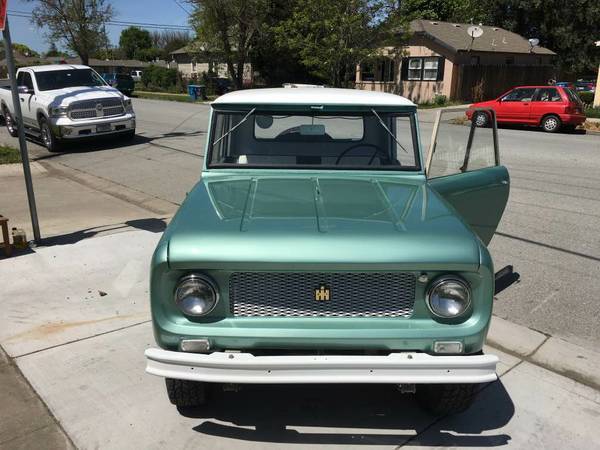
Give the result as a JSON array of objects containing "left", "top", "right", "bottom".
[{"left": 8, "top": 0, "right": 193, "bottom": 54}]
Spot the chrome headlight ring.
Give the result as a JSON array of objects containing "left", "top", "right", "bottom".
[
  {"left": 173, "top": 274, "right": 219, "bottom": 317},
  {"left": 426, "top": 276, "right": 472, "bottom": 319}
]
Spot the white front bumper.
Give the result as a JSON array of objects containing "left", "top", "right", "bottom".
[{"left": 145, "top": 348, "right": 499, "bottom": 384}]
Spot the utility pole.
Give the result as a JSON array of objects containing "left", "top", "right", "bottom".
[{"left": 2, "top": 18, "right": 41, "bottom": 243}]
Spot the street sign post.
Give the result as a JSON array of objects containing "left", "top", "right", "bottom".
[{"left": 1, "top": 10, "right": 42, "bottom": 243}]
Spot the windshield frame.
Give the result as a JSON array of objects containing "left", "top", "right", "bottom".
[
  {"left": 34, "top": 68, "right": 108, "bottom": 91},
  {"left": 206, "top": 106, "right": 422, "bottom": 172}
]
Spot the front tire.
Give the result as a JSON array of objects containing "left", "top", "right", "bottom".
[
  {"left": 3, "top": 108, "right": 19, "bottom": 137},
  {"left": 416, "top": 383, "right": 480, "bottom": 415},
  {"left": 541, "top": 114, "right": 561, "bottom": 133},
  {"left": 165, "top": 378, "right": 207, "bottom": 407},
  {"left": 473, "top": 111, "right": 489, "bottom": 128},
  {"left": 39, "top": 117, "right": 62, "bottom": 152}
]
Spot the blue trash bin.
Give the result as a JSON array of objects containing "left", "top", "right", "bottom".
[{"left": 188, "top": 84, "right": 200, "bottom": 100}]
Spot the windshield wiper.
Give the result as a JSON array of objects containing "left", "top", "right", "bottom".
[
  {"left": 371, "top": 109, "right": 409, "bottom": 153},
  {"left": 212, "top": 108, "right": 256, "bottom": 147}
]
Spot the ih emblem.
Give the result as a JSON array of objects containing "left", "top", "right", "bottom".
[{"left": 315, "top": 285, "right": 331, "bottom": 301}]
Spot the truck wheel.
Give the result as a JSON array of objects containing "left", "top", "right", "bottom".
[
  {"left": 3, "top": 108, "right": 19, "bottom": 137},
  {"left": 39, "top": 117, "right": 62, "bottom": 152},
  {"left": 473, "top": 111, "right": 489, "bottom": 128},
  {"left": 416, "top": 383, "right": 480, "bottom": 415},
  {"left": 165, "top": 378, "right": 207, "bottom": 407},
  {"left": 541, "top": 115, "right": 561, "bottom": 133}
]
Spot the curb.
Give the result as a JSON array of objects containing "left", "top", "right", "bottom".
[
  {"left": 41, "top": 160, "right": 179, "bottom": 216},
  {"left": 487, "top": 315, "right": 600, "bottom": 391}
]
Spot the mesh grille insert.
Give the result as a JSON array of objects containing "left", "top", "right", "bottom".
[{"left": 229, "top": 272, "right": 416, "bottom": 318}]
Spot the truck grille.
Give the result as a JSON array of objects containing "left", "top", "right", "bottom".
[
  {"left": 68, "top": 98, "right": 125, "bottom": 120},
  {"left": 229, "top": 272, "right": 416, "bottom": 318}
]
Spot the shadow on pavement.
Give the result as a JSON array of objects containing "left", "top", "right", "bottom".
[
  {"left": 179, "top": 381, "right": 514, "bottom": 447},
  {"left": 32, "top": 130, "right": 205, "bottom": 161},
  {"left": 37, "top": 218, "right": 167, "bottom": 247}
]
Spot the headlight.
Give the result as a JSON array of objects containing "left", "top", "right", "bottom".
[
  {"left": 426, "top": 276, "right": 471, "bottom": 318},
  {"left": 174, "top": 274, "right": 218, "bottom": 316},
  {"left": 49, "top": 106, "right": 68, "bottom": 117},
  {"left": 123, "top": 98, "right": 134, "bottom": 113}
]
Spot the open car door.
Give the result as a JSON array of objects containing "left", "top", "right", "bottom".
[{"left": 426, "top": 108, "right": 509, "bottom": 246}]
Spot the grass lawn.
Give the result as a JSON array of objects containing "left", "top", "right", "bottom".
[
  {"left": 0, "top": 145, "right": 21, "bottom": 164},
  {"left": 585, "top": 107, "right": 600, "bottom": 119}
]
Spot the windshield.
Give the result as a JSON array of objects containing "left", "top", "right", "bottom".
[
  {"left": 208, "top": 110, "right": 420, "bottom": 170},
  {"left": 35, "top": 69, "right": 107, "bottom": 91}
]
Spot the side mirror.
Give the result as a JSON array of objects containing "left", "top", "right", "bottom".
[{"left": 17, "top": 86, "right": 34, "bottom": 95}]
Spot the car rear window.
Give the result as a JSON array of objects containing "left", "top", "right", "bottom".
[{"left": 564, "top": 88, "right": 582, "bottom": 104}]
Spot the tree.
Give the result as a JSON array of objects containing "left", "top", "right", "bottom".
[
  {"left": 274, "top": 0, "right": 395, "bottom": 87},
  {"left": 483, "top": 0, "right": 600, "bottom": 75},
  {"left": 12, "top": 43, "right": 40, "bottom": 57},
  {"left": 250, "top": 0, "right": 321, "bottom": 86},
  {"left": 189, "top": 0, "right": 268, "bottom": 89},
  {"left": 119, "top": 26, "right": 153, "bottom": 60},
  {"left": 151, "top": 30, "right": 192, "bottom": 60},
  {"left": 394, "top": 0, "right": 488, "bottom": 23},
  {"left": 28, "top": 0, "right": 113, "bottom": 65},
  {"left": 45, "top": 42, "right": 70, "bottom": 57}
]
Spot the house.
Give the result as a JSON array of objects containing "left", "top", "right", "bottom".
[
  {"left": 355, "top": 19, "right": 557, "bottom": 103},
  {"left": 169, "top": 46, "right": 253, "bottom": 85}
]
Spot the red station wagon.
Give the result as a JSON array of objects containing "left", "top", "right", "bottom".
[{"left": 467, "top": 85, "right": 586, "bottom": 133}]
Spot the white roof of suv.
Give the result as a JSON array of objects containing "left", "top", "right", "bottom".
[
  {"left": 213, "top": 87, "right": 415, "bottom": 107},
  {"left": 26, "top": 64, "right": 90, "bottom": 72}
]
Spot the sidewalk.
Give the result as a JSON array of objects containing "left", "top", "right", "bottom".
[{"left": 1, "top": 229, "right": 600, "bottom": 449}]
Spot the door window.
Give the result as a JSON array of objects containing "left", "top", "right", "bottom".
[
  {"left": 17, "top": 72, "right": 34, "bottom": 90},
  {"left": 426, "top": 107, "right": 498, "bottom": 178},
  {"left": 501, "top": 88, "right": 535, "bottom": 102},
  {"left": 534, "top": 88, "right": 561, "bottom": 102}
]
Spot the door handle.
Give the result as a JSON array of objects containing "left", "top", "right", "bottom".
[{"left": 20, "top": 98, "right": 24, "bottom": 102}]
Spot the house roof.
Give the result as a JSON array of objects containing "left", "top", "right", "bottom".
[
  {"left": 213, "top": 87, "right": 415, "bottom": 107},
  {"left": 410, "top": 19, "right": 556, "bottom": 55}
]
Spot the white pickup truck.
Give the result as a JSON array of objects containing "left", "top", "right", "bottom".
[{"left": 0, "top": 64, "right": 136, "bottom": 151}]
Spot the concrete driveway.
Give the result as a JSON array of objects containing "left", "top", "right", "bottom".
[
  {"left": 2, "top": 230, "right": 599, "bottom": 449},
  {"left": 2, "top": 98, "right": 599, "bottom": 354}
]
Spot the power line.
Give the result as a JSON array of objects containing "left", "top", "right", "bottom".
[
  {"left": 7, "top": 10, "right": 193, "bottom": 31},
  {"left": 173, "top": 0, "right": 192, "bottom": 15}
]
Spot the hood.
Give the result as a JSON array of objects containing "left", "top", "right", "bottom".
[
  {"left": 166, "top": 174, "right": 481, "bottom": 271},
  {"left": 39, "top": 86, "right": 123, "bottom": 107}
]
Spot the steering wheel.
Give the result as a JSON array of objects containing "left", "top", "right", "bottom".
[{"left": 335, "top": 143, "right": 388, "bottom": 165}]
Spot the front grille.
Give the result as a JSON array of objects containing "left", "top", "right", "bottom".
[
  {"left": 68, "top": 98, "right": 125, "bottom": 120},
  {"left": 229, "top": 272, "right": 416, "bottom": 318}
]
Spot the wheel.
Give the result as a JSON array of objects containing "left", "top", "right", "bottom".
[
  {"left": 39, "top": 117, "right": 62, "bottom": 152},
  {"left": 541, "top": 115, "right": 561, "bottom": 133},
  {"left": 473, "top": 111, "right": 489, "bottom": 128},
  {"left": 3, "top": 108, "right": 18, "bottom": 137},
  {"left": 165, "top": 378, "right": 207, "bottom": 407},
  {"left": 416, "top": 383, "right": 480, "bottom": 415}
]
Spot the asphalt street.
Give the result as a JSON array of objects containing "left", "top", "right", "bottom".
[{"left": 2, "top": 97, "right": 600, "bottom": 352}]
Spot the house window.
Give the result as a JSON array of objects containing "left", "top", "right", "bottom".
[
  {"left": 407, "top": 58, "right": 422, "bottom": 80},
  {"left": 423, "top": 57, "right": 439, "bottom": 80},
  {"left": 403, "top": 56, "right": 444, "bottom": 81},
  {"left": 360, "top": 58, "right": 395, "bottom": 82}
]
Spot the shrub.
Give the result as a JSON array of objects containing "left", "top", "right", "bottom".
[
  {"left": 433, "top": 94, "right": 447, "bottom": 106},
  {"left": 141, "top": 65, "right": 179, "bottom": 92},
  {"left": 578, "top": 91, "right": 594, "bottom": 105}
]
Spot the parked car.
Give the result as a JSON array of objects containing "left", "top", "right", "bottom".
[
  {"left": 101, "top": 73, "right": 135, "bottom": 96},
  {"left": 0, "top": 65, "right": 136, "bottom": 151},
  {"left": 555, "top": 81, "right": 575, "bottom": 90},
  {"left": 574, "top": 80, "right": 596, "bottom": 93},
  {"left": 131, "top": 70, "right": 143, "bottom": 82},
  {"left": 467, "top": 85, "right": 586, "bottom": 132},
  {"left": 144, "top": 88, "right": 516, "bottom": 415}
]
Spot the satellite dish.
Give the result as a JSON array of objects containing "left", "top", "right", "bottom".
[
  {"left": 467, "top": 26, "right": 484, "bottom": 39},
  {"left": 528, "top": 38, "right": 540, "bottom": 47}
]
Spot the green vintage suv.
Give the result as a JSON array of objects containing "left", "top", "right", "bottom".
[{"left": 145, "top": 87, "right": 514, "bottom": 415}]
